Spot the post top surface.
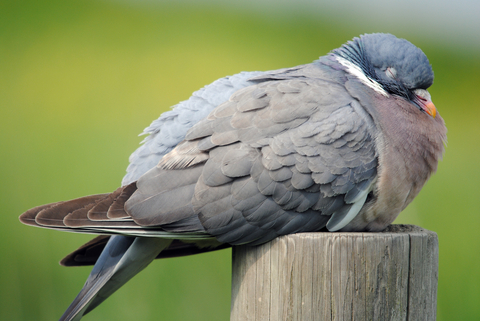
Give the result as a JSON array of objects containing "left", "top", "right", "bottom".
[{"left": 274, "top": 224, "right": 437, "bottom": 240}]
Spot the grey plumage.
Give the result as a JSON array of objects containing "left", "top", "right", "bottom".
[
  {"left": 19, "top": 33, "right": 446, "bottom": 320},
  {"left": 122, "top": 71, "right": 264, "bottom": 186}
]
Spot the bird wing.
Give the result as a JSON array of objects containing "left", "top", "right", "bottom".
[
  {"left": 20, "top": 75, "right": 378, "bottom": 245},
  {"left": 127, "top": 77, "right": 378, "bottom": 245},
  {"left": 122, "top": 71, "right": 264, "bottom": 186}
]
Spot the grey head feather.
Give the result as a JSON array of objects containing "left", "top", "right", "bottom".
[
  {"left": 333, "top": 33, "right": 434, "bottom": 94},
  {"left": 361, "top": 33, "right": 433, "bottom": 89}
]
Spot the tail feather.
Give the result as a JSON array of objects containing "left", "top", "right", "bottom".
[
  {"left": 60, "top": 235, "right": 110, "bottom": 267},
  {"left": 19, "top": 183, "right": 213, "bottom": 320},
  {"left": 60, "top": 235, "right": 171, "bottom": 321},
  {"left": 61, "top": 236, "right": 229, "bottom": 267}
]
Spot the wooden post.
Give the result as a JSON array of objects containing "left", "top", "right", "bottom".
[{"left": 231, "top": 225, "right": 438, "bottom": 321}]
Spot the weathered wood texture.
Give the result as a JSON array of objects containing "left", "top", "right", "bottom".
[{"left": 231, "top": 225, "right": 438, "bottom": 321}]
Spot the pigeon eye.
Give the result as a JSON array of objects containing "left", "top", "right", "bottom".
[{"left": 386, "top": 67, "right": 397, "bottom": 79}]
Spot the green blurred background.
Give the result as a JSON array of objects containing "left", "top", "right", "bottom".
[{"left": 1, "top": 0, "right": 479, "bottom": 320}]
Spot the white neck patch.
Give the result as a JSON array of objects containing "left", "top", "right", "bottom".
[{"left": 335, "top": 56, "right": 389, "bottom": 97}]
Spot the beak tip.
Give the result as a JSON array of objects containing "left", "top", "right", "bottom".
[{"left": 426, "top": 102, "right": 437, "bottom": 118}]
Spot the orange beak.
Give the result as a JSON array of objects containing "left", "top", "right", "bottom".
[
  {"left": 414, "top": 95, "right": 437, "bottom": 118},
  {"left": 422, "top": 100, "right": 437, "bottom": 118}
]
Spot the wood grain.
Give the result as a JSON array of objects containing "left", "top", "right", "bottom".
[{"left": 231, "top": 225, "right": 438, "bottom": 321}]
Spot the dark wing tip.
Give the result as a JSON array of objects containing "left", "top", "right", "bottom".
[
  {"left": 19, "top": 202, "right": 61, "bottom": 226},
  {"left": 19, "top": 183, "right": 137, "bottom": 232}
]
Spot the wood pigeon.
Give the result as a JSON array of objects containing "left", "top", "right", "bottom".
[{"left": 19, "top": 33, "right": 447, "bottom": 321}]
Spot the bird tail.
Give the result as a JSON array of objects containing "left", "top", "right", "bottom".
[{"left": 59, "top": 235, "right": 171, "bottom": 321}]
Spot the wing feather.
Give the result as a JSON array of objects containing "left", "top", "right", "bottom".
[{"left": 22, "top": 74, "right": 378, "bottom": 249}]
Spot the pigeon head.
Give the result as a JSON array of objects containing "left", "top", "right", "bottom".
[{"left": 332, "top": 33, "right": 436, "bottom": 117}]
